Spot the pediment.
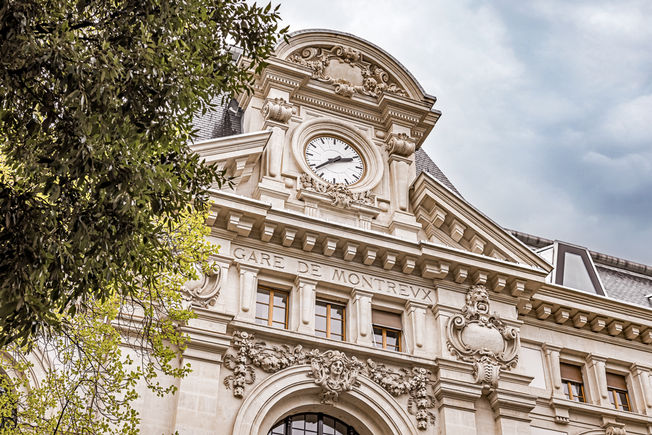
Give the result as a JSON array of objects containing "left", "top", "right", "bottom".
[
  {"left": 275, "top": 30, "right": 432, "bottom": 103},
  {"left": 411, "top": 172, "right": 552, "bottom": 271}
]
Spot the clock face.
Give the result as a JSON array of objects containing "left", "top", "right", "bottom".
[{"left": 305, "top": 136, "right": 364, "bottom": 185}]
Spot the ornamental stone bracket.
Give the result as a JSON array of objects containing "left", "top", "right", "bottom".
[
  {"left": 298, "top": 173, "right": 376, "bottom": 208},
  {"left": 446, "top": 285, "right": 520, "bottom": 392},
  {"left": 386, "top": 133, "right": 416, "bottom": 158},
  {"left": 182, "top": 262, "right": 222, "bottom": 308},
  {"left": 288, "top": 45, "right": 407, "bottom": 99},
  {"left": 223, "top": 331, "right": 436, "bottom": 430},
  {"left": 262, "top": 97, "right": 293, "bottom": 124}
]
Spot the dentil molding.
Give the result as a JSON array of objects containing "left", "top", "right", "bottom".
[{"left": 223, "top": 331, "right": 436, "bottom": 430}]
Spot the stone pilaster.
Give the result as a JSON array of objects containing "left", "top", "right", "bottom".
[
  {"left": 293, "top": 277, "right": 317, "bottom": 334},
  {"left": 405, "top": 300, "right": 429, "bottom": 357},
  {"left": 350, "top": 289, "right": 373, "bottom": 345},
  {"left": 488, "top": 389, "right": 536, "bottom": 435},
  {"left": 586, "top": 354, "right": 611, "bottom": 407},
  {"left": 235, "top": 264, "right": 259, "bottom": 322}
]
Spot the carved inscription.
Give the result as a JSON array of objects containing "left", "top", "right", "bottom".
[{"left": 232, "top": 246, "right": 433, "bottom": 302}]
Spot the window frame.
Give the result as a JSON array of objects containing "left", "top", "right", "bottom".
[
  {"left": 606, "top": 372, "right": 631, "bottom": 412},
  {"left": 372, "top": 325, "right": 402, "bottom": 352},
  {"left": 559, "top": 362, "right": 586, "bottom": 403},
  {"left": 255, "top": 287, "right": 289, "bottom": 329},
  {"left": 315, "top": 299, "right": 346, "bottom": 341}
]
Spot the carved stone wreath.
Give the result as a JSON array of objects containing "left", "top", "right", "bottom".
[
  {"left": 299, "top": 173, "right": 375, "bottom": 208},
  {"left": 182, "top": 262, "right": 221, "bottom": 307},
  {"left": 223, "top": 331, "right": 436, "bottom": 430},
  {"left": 446, "top": 285, "right": 520, "bottom": 391},
  {"left": 288, "top": 45, "right": 407, "bottom": 99}
]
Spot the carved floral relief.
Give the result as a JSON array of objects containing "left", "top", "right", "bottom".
[
  {"left": 223, "top": 331, "right": 436, "bottom": 430},
  {"left": 299, "top": 173, "right": 375, "bottom": 208},
  {"left": 288, "top": 45, "right": 408, "bottom": 99},
  {"left": 446, "top": 285, "right": 520, "bottom": 391}
]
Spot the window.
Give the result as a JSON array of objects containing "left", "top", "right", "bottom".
[
  {"left": 372, "top": 310, "right": 402, "bottom": 352},
  {"left": 269, "top": 412, "right": 360, "bottom": 435},
  {"left": 607, "top": 373, "right": 631, "bottom": 411},
  {"left": 256, "top": 287, "right": 288, "bottom": 329},
  {"left": 560, "top": 363, "right": 585, "bottom": 402},
  {"left": 315, "top": 300, "right": 345, "bottom": 341}
]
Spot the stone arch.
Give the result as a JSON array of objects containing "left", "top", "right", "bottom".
[{"left": 231, "top": 365, "right": 418, "bottom": 435}]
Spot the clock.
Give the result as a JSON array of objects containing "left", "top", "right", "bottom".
[{"left": 304, "top": 136, "right": 365, "bottom": 185}]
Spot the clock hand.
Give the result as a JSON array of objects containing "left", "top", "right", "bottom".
[{"left": 314, "top": 155, "right": 342, "bottom": 169}]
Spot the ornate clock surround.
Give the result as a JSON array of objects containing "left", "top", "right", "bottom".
[{"left": 291, "top": 117, "right": 384, "bottom": 193}]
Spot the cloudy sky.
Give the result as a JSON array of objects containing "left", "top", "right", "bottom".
[{"left": 276, "top": 0, "right": 652, "bottom": 265}]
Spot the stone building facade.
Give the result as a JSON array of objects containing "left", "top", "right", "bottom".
[{"left": 138, "top": 30, "right": 652, "bottom": 434}]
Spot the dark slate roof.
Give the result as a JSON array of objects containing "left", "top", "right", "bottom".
[
  {"left": 192, "top": 97, "right": 242, "bottom": 141},
  {"left": 415, "top": 147, "right": 461, "bottom": 196},
  {"left": 509, "top": 230, "right": 652, "bottom": 308}
]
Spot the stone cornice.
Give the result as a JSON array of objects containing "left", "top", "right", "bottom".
[{"left": 208, "top": 190, "right": 551, "bottom": 292}]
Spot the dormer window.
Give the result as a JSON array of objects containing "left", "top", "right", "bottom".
[{"left": 537, "top": 242, "right": 606, "bottom": 296}]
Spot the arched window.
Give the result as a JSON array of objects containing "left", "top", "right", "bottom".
[{"left": 268, "top": 412, "right": 360, "bottom": 435}]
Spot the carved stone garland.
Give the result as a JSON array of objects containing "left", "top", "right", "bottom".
[
  {"left": 182, "top": 263, "right": 221, "bottom": 307},
  {"left": 288, "top": 45, "right": 407, "bottom": 98},
  {"left": 223, "top": 331, "right": 436, "bottom": 430},
  {"left": 446, "top": 285, "right": 520, "bottom": 391},
  {"left": 299, "top": 173, "right": 375, "bottom": 208}
]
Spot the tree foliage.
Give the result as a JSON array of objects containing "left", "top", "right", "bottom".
[
  {"left": 0, "top": 0, "right": 288, "bottom": 345},
  {"left": 0, "top": 208, "right": 215, "bottom": 434}
]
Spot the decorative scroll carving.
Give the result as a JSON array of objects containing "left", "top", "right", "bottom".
[
  {"left": 223, "top": 331, "right": 308, "bottom": 398},
  {"left": 299, "top": 173, "right": 375, "bottom": 207},
  {"left": 182, "top": 263, "right": 221, "bottom": 307},
  {"left": 309, "top": 350, "right": 364, "bottom": 404},
  {"left": 366, "top": 360, "right": 436, "bottom": 430},
  {"left": 262, "top": 97, "right": 293, "bottom": 123},
  {"left": 223, "top": 331, "right": 437, "bottom": 430},
  {"left": 288, "top": 45, "right": 407, "bottom": 98},
  {"left": 446, "top": 285, "right": 520, "bottom": 391},
  {"left": 385, "top": 133, "right": 415, "bottom": 157}
]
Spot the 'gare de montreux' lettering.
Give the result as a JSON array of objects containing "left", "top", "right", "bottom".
[{"left": 232, "top": 246, "right": 433, "bottom": 302}]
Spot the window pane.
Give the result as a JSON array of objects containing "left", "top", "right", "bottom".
[
  {"left": 617, "top": 391, "right": 630, "bottom": 411},
  {"left": 330, "top": 319, "right": 342, "bottom": 336},
  {"left": 315, "top": 302, "right": 327, "bottom": 316},
  {"left": 322, "top": 416, "right": 335, "bottom": 435},
  {"left": 305, "top": 413, "right": 318, "bottom": 431},
  {"left": 563, "top": 252, "right": 597, "bottom": 294},
  {"left": 270, "top": 421, "right": 285, "bottom": 435},
  {"left": 315, "top": 315, "right": 327, "bottom": 333},
  {"left": 386, "top": 329, "right": 400, "bottom": 350},
  {"left": 609, "top": 389, "right": 617, "bottom": 407},
  {"left": 273, "top": 293, "right": 287, "bottom": 308},
  {"left": 256, "top": 302, "right": 269, "bottom": 320},
  {"left": 330, "top": 305, "right": 344, "bottom": 320},
  {"left": 257, "top": 290, "right": 270, "bottom": 303},
  {"left": 335, "top": 421, "right": 347, "bottom": 435},
  {"left": 373, "top": 328, "right": 383, "bottom": 348},
  {"left": 273, "top": 306, "right": 286, "bottom": 324},
  {"left": 562, "top": 382, "right": 571, "bottom": 400},
  {"left": 571, "top": 383, "right": 585, "bottom": 402},
  {"left": 291, "top": 414, "right": 305, "bottom": 429}
]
